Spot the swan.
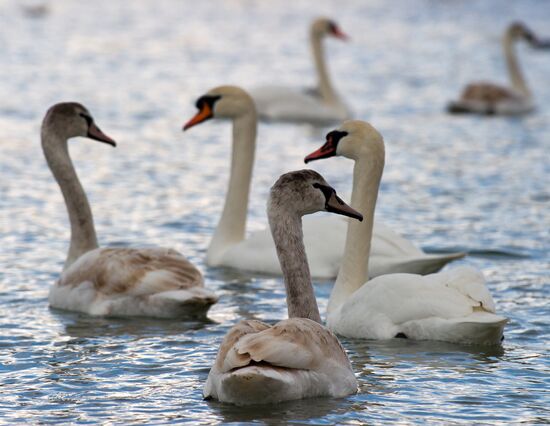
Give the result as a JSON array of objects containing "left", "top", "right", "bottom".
[
  {"left": 43, "top": 102, "right": 217, "bottom": 318},
  {"left": 304, "top": 120, "right": 508, "bottom": 345},
  {"left": 203, "top": 169, "right": 359, "bottom": 405},
  {"left": 448, "top": 22, "right": 550, "bottom": 115},
  {"left": 250, "top": 17, "right": 351, "bottom": 124},
  {"left": 183, "top": 86, "right": 464, "bottom": 278}
]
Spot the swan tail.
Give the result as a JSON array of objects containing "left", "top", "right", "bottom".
[
  {"left": 88, "top": 288, "right": 218, "bottom": 319},
  {"left": 447, "top": 101, "right": 474, "bottom": 114},
  {"left": 147, "top": 288, "right": 218, "bottom": 317},
  {"left": 402, "top": 312, "right": 508, "bottom": 345},
  {"left": 204, "top": 366, "right": 320, "bottom": 405},
  {"left": 445, "top": 312, "right": 508, "bottom": 345},
  {"left": 370, "top": 251, "right": 466, "bottom": 277}
]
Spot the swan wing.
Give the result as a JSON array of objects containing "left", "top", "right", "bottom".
[
  {"left": 59, "top": 247, "right": 204, "bottom": 296},
  {"left": 233, "top": 318, "right": 351, "bottom": 371}
]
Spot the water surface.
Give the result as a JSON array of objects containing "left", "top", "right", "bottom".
[{"left": 0, "top": 0, "right": 549, "bottom": 423}]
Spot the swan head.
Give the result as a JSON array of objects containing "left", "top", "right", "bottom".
[
  {"left": 268, "top": 169, "right": 362, "bottom": 221},
  {"left": 304, "top": 120, "right": 384, "bottom": 163},
  {"left": 42, "top": 102, "right": 116, "bottom": 146},
  {"left": 183, "top": 85, "right": 256, "bottom": 130},
  {"left": 507, "top": 22, "right": 550, "bottom": 49},
  {"left": 311, "top": 17, "right": 348, "bottom": 41}
]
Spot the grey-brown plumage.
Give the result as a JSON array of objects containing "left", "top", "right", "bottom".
[
  {"left": 43, "top": 102, "right": 217, "bottom": 318},
  {"left": 203, "top": 170, "right": 359, "bottom": 405}
]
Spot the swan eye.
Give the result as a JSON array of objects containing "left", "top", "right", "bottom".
[
  {"left": 312, "top": 182, "right": 334, "bottom": 200},
  {"left": 79, "top": 113, "right": 93, "bottom": 127}
]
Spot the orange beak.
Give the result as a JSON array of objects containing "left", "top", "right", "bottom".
[
  {"left": 183, "top": 103, "right": 213, "bottom": 131},
  {"left": 304, "top": 138, "right": 337, "bottom": 163}
]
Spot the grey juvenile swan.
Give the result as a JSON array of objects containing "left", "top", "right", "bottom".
[
  {"left": 448, "top": 22, "right": 550, "bottom": 115},
  {"left": 203, "top": 170, "right": 360, "bottom": 405},
  {"left": 44, "top": 102, "right": 217, "bottom": 318}
]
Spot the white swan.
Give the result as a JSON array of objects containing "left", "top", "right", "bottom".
[
  {"left": 183, "top": 86, "right": 464, "bottom": 278},
  {"left": 204, "top": 170, "right": 359, "bottom": 405},
  {"left": 44, "top": 102, "right": 217, "bottom": 318},
  {"left": 250, "top": 17, "right": 351, "bottom": 124},
  {"left": 448, "top": 22, "right": 550, "bottom": 115},
  {"left": 305, "top": 120, "right": 507, "bottom": 345}
]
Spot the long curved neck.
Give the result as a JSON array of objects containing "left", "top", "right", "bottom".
[
  {"left": 42, "top": 130, "right": 98, "bottom": 270},
  {"left": 310, "top": 32, "right": 337, "bottom": 104},
  {"left": 269, "top": 208, "right": 321, "bottom": 323},
  {"left": 328, "top": 150, "right": 384, "bottom": 315},
  {"left": 207, "top": 111, "right": 257, "bottom": 262},
  {"left": 503, "top": 32, "right": 530, "bottom": 96}
]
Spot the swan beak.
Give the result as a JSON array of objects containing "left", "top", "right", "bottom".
[
  {"left": 326, "top": 191, "right": 363, "bottom": 222},
  {"left": 332, "top": 26, "right": 349, "bottom": 41},
  {"left": 87, "top": 122, "right": 116, "bottom": 146},
  {"left": 183, "top": 104, "right": 213, "bottom": 131},
  {"left": 304, "top": 140, "right": 336, "bottom": 163}
]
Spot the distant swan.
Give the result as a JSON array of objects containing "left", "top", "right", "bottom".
[
  {"left": 305, "top": 121, "right": 507, "bottom": 345},
  {"left": 204, "top": 170, "right": 359, "bottom": 405},
  {"left": 448, "top": 22, "right": 550, "bottom": 115},
  {"left": 183, "top": 86, "right": 464, "bottom": 278},
  {"left": 250, "top": 17, "right": 351, "bottom": 124},
  {"left": 44, "top": 102, "right": 217, "bottom": 318}
]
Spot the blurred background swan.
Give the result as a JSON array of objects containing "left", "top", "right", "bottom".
[
  {"left": 447, "top": 22, "right": 550, "bottom": 115},
  {"left": 250, "top": 17, "right": 351, "bottom": 124}
]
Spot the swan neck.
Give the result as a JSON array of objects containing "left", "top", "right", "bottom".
[
  {"left": 329, "top": 152, "right": 384, "bottom": 314},
  {"left": 503, "top": 32, "right": 530, "bottom": 96},
  {"left": 208, "top": 111, "right": 257, "bottom": 261},
  {"left": 310, "top": 32, "right": 337, "bottom": 103},
  {"left": 268, "top": 209, "right": 321, "bottom": 323},
  {"left": 42, "top": 130, "right": 99, "bottom": 270}
]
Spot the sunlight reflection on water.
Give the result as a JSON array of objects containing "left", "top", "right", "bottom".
[{"left": 1, "top": 0, "right": 549, "bottom": 424}]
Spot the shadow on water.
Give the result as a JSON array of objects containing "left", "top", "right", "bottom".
[
  {"left": 208, "top": 394, "right": 357, "bottom": 423},
  {"left": 50, "top": 308, "right": 215, "bottom": 338}
]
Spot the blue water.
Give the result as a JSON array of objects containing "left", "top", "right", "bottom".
[{"left": 0, "top": 0, "right": 549, "bottom": 423}]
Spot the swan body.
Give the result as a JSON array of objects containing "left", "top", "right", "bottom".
[
  {"left": 204, "top": 318, "right": 357, "bottom": 405},
  {"left": 250, "top": 18, "right": 351, "bottom": 124},
  {"left": 183, "top": 86, "right": 464, "bottom": 278},
  {"left": 218, "top": 217, "right": 464, "bottom": 278},
  {"left": 49, "top": 247, "right": 216, "bottom": 318},
  {"left": 306, "top": 121, "right": 507, "bottom": 345},
  {"left": 204, "top": 170, "right": 359, "bottom": 405},
  {"left": 448, "top": 22, "right": 550, "bottom": 115},
  {"left": 252, "top": 86, "right": 349, "bottom": 124},
  {"left": 43, "top": 102, "right": 217, "bottom": 318},
  {"left": 329, "top": 266, "right": 507, "bottom": 344}
]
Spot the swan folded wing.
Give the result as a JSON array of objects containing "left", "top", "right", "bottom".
[
  {"left": 59, "top": 247, "right": 204, "bottom": 296},
  {"left": 214, "top": 320, "right": 272, "bottom": 373},
  {"left": 434, "top": 265, "right": 496, "bottom": 313},
  {"left": 461, "top": 82, "right": 522, "bottom": 103},
  {"left": 226, "top": 318, "right": 351, "bottom": 373},
  {"left": 361, "top": 268, "right": 496, "bottom": 325}
]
